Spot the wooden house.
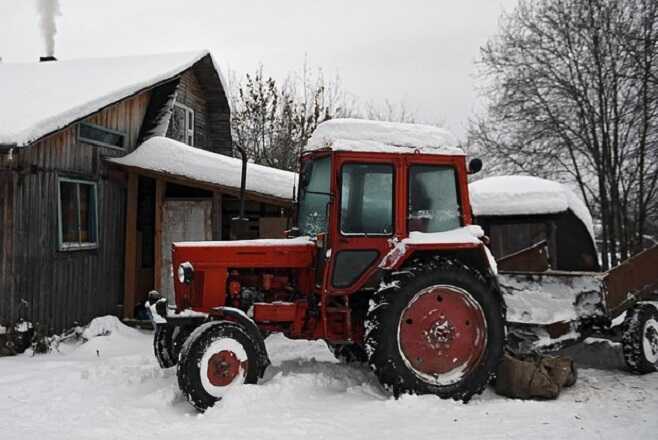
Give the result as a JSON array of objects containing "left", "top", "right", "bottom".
[{"left": 0, "top": 51, "right": 296, "bottom": 332}]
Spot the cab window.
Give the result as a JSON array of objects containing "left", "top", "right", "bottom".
[
  {"left": 408, "top": 165, "right": 461, "bottom": 233},
  {"left": 340, "top": 163, "right": 394, "bottom": 235}
]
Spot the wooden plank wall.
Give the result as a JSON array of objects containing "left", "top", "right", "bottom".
[
  {"left": 0, "top": 91, "right": 150, "bottom": 332},
  {"left": 173, "top": 57, "right": 232, "bottom": 156}
]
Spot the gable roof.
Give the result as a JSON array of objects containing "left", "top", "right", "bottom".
[{"left": 0, "top": 50, "right": 227, "bottom": 148}]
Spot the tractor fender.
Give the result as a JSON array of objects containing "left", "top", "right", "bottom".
[
  {"left": 379, "top": 243, "right": 506, "bottom": 320},
  {"left": 208, "top": 306, "right": 271, "bottom": 376},
  {"left": 380, "top": 242, "right": 496, "bottom": 276}
]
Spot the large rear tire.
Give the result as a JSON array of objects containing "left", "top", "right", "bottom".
[
  {"left": 177, "top": 321, "right": 261, "bottom": 412},
  {"left": 622, "top": 303, "right": 658, "bottom": 374},
  {"left": 365, "top": 258, "right": 505, "bottom": 402}
]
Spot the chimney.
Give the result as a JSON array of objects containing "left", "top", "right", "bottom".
[{"left": 40, "top": 56, "right": 57, "bottom": 62}]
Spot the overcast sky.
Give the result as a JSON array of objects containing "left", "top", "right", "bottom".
[{"left": 0, "top": 0, "right": 517, "bottom": 138}]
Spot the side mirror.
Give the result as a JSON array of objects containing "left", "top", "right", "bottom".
[{"left": 468, "top": 158, "right": 483, "bottom": 175}]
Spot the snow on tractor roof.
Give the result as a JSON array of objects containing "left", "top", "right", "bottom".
[
  {"left": 0, "top": 50, "right": 226, "bottom": 147},
  {"left": 109, "top": 136, "right": 297, "bottom": 203},
  {"left": 469, "top": 175, "right": 595, "bottom": 243},
  {"left": 305, "top": 118, "right": 464, "bottom": 156}
]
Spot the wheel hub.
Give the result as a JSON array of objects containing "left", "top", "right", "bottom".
[
  {"left": 425, "top": 319, "right": 456, "bottom": 349},
  {"left": 207, "top": 350, "right": 246, "bottom": 387},
  {"left": 398, "top": 285, "right": 487, "bottom": 385}
]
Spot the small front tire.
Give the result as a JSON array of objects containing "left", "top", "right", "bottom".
[
  {"left": 177, "top": 321, "right": 261, "bottom": 412},
  {"left": 153, "top": 325, "right": 192, "bottom": 368}
]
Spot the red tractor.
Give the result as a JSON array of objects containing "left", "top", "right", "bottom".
[{"left": 147, "top": 119, "right": 510, "bottom": 410}]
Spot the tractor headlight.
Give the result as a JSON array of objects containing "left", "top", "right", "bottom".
[{"left": 177, "top": 262, "right": 194, "bottom": 284}]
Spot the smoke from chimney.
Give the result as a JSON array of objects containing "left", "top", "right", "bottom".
[{"left": 36, "top": 0, "right": 62, "bottom": 57}]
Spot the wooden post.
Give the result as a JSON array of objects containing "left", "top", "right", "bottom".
[
  {"left": 123, "top": 172, "right": 138, "bottom": 319},
  {"left": 212, "top": 192, "right": 223, "bottom": 240},
  {"left": 153, "top": 178, "right": 165, "bottom": 291}
]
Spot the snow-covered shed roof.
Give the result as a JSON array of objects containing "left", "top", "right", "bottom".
[
  {"left": 108, "top": 137, "right": 297, "bottom": 204},
  {"left": 0, "top": 50, "right": 227, "bottom": 148},
  {"left": 305, "top": 118, "right": 464, "bottom": 156},
  {"left": 469, "top": 175, "right": 595, "bottom": 242}
]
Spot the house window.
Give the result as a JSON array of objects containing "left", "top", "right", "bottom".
[
  {"left": 78, "top": 122, "right": 126, "bottom": 149},
  {"left": 58, "top": 178, "right": 99, "bottom": 250},
  {"left": 168, "top": 102, "right": 195, "bottom": 146}
]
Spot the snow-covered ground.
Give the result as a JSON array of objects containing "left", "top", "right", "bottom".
[{"left": 1, "top": 317, "right": 656, "bottom": 440}]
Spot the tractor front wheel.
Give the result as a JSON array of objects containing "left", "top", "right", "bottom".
[
  {"left": 365, "top": 258, "right": 505, "bottom": 402},
  {"left": 177, "top": 321, "right": 261, "bottom": 411},
  {"left": 622, "top": 303, "right": 658, "bottom": 374},
  {"left": 153, "top": 325, "right": 192, "bottom": 369}
]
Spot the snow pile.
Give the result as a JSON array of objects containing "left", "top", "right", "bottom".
[
  {"left": 306, "top": 118, "right": 464, "bottom": 155},
  {"left": 0, "top": 50, "right": 227, "bottom": 147},
  {"left": 500, "top": 272, "right": 604, "bottom": 325},
  {"left": 81, "top": 316, "right": 136, "bottom": 340},
  {"left": 109, "top": 136, "right": 297, "bottom": 202},
  {"left": 469, "top": 175, "right": 595, "bottom": 242},
  {"left": 403, "top": 224, "right": 484, "bottom": 245},
  {"left": 1, "top": 326, "right": 657, "bottom": 440},
  {"left": 380, "top": 225, "right": 486, "bottom": 269}
]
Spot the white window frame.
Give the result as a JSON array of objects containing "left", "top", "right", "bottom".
[
  {"left": 57, "top": 177, "right": 99, "bottom": 251},
  {"left": 77, "top": 122, "right": 127, "bottom": 150},
  {"left": 173, "top": 102, "right": 195, "bottom": 146}
]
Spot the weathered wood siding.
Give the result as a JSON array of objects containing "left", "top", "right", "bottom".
[
  {"left": 168, "top": 58, "right": 232, "bottom": 156},
  {"left": 0, "top": 92, "right": 150, "bottom": 331}
]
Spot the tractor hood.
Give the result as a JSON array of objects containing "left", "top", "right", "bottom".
[{"left": 172, "top": 237, "right": 316, "bottom": 269}]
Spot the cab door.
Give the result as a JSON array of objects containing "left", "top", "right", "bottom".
[{"left": 326, "top": 155, "right": 400, "bottom": 293}]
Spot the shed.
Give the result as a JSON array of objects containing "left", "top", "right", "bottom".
[{"left": 469, "top": 175, "right": 599, "bottom": 272}]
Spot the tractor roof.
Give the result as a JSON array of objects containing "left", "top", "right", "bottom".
[{"left": 305, "top": 118, "right": 464, "bottom": 156}]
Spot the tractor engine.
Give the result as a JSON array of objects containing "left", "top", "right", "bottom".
[{"left": 226, "top": 270, "right": 295, "bottom": 312}]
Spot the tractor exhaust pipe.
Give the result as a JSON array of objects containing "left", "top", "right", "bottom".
[
  {"left": 236, "top": 145, "right": 247, "bottom": 221},
  {"left": 230, "top": 146, "right": 250, "bottom": 240}
]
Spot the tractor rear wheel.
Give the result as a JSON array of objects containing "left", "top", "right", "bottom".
[
  {"left": 365, "top": 258, "right": 505, "bottom": 402},
  {"left": 177, "top": 321, "right": 261, "bottom": 411},
  {"left": 622, "top": 303, "right": 658, "bottom": 374}
]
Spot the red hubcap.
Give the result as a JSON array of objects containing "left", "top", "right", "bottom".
[
  {"left": 398, "top": 285, "right": 487, "bottom": 383},
  {"left": 207, "top": 350, "right": 247, "bottom": 387}
]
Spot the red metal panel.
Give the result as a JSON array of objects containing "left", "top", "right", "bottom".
[{"left": 604, "top": 244, "right": 658, "bottom": 314}]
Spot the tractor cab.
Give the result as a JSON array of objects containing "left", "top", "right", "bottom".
[{"left": 296, "top": 124, "right": 480, "bottom": 296}]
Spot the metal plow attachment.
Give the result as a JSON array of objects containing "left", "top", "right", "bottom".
[
  {"left": 499, "top": 244, "right": 658, "bottom": 355},
  {"left": 500, "top": 271, "right": 606, "bottom": 354}
]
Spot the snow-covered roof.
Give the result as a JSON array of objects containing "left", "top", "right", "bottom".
[
  {"left": 469, "top": 175, "right": 595, "bottom": 242},
  {"left": 108, "top": 136, "right": 297, "bottom": 203},
  {"left": 305, "top": 118, "right": 464, "bottom": 156},
  {"left": 0, "top": 50, "right": 227, "bottom": 147}
]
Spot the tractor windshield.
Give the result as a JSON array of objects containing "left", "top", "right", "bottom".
[
  {"left": 408, "top": 165, "right": 462, "bottom": 232},
  {"left": 297, "top": 156, "right": 331, "bottom": 236}
]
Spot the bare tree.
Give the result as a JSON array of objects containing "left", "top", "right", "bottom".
[
  {"left": 229, "top": 63, "right": 354, "bottom": 171},
  {"left": 469, "top": 0, "right": 658, "bottom": 268},
  {"left": 229, "top": 61, "right": 422, "bottom": 172}
]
